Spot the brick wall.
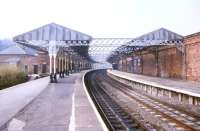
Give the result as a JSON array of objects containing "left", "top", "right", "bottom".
[
  {"left": 122, "top": 57, "right": 127, "bottom": 72},
  {"left": 0, "top": 53, "right": 49, "bottom": 74},
  {"left": 118, "top": 59, "right": 122, "bottom": 71},
  {"left": 158, "top": 47, "right": 183, "bottom": 78},
  {"left": 116, "top": 32, "right": 200, "bottom": 81},
  {"left": 126, "top": 57, "right": 133, "bottom": 73},
  {"left": 184, "top": 33, "right": 200, "bottom": 81},
  {"left": 128, "top": 46, "right": 183, "bottom": 79},
  {"left": 142, "top": 52, "right": 157, "bottom": 76},
  {"left": 132, "top": 54, "right": 142, "bottom": 74},
  {"left": 21, "top": 53, "right": 49, "bottom": 74}
]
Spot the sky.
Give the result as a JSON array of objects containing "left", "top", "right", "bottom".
[{"left": 0, "top": 0, "right": 199, "bottom": 39}]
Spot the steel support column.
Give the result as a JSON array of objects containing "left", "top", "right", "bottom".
[
  {"left": 66, "top": 55, "right": 69, "bottom": 75},
  {"left": 53, "top": 54, "right": 57, "bottom": 83},
  {"left": 62, "top": 56, "right": 65, "bottom": 77},
  {"left": 49, "top": 54, "right": 53, "bottom": 83},
  {"left": 49, "top": 41, "right": 58, "bottom": 83},
  {"left": 58, "top": 57, "right": 62, "bottom": 78},
  {"left": 65, "top": 55, "right": 68, "bottom": 75}
]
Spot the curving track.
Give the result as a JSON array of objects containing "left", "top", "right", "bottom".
[
  {"left": 85, "top": 70, "right": 146, "bottom": 131},
  {"left": 85, "top": 70, "right": 200, "bottom": 131}
]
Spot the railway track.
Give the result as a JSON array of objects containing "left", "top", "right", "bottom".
[
  {"left": 97, "top": 70, "right": 200, "bottom": 131},
  {"left": 85, "top": 71, "right": 146, "bottom": 131}
]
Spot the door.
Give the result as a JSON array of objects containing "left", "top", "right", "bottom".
[
  {"left": 42, "top": 64, "right": 47, "bottom": 73},
  {"left": 33, "top": 65, "right": 38, "bottom": 74}
]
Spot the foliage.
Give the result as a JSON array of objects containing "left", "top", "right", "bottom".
[{"left": 0, "top": 65, "right": 28, "bottom": 90}]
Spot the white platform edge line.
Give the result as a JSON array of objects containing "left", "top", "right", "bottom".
[
  {"left": 82, "top": 70, "right": 108, "bottom": 131},
  {"left": 107, "top": 70, "right": 200, "bottom": 98},
  {"left": 68, "top": 93, "right": 75, "bottom": 131}
]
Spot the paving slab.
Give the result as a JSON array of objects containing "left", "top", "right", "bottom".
[
  {"left": 0, "top": 77, "right": 50, "bottom": 129},
  {"left": 108, "top": 70, "right": 200, "bottom": 97},
  {"left": 74, "top": 72, "right": 103, "bottom": 131},
  {"left": 1, "top": 71, "right": 104, "bottom": 131}
]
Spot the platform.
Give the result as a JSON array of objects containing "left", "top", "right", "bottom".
[
  {"left": 0, "top": 71, "right": 104, "bottom": 131},
  {"left": 0, "top": 76, "right": 50, "bottom": 129},
  {"left": 107, "top": 69, "right": 200, "bottom": 105}
]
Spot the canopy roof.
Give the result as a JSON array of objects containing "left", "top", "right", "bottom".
[
  {"left": 13, "top": 23, "right": 92, "bottom": 41},
  {"left": 88, "top": 38, "right": 133, "bottom": 62},
  {"left": 13, "top": 23, "right": 93, "bottom": 61},
  {"left": 108, "top": 28, "right": 184, "bottom": 63},
  {"left": 115, "top": 28, "right": 183, "bottom": 53},
  {"left": 135, "top": 28, "right": 182, "bottom": 41}
]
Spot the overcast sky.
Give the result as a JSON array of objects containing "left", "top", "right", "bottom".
[{"left": 0, "top": 0, "right": 199, "bottom": 39}]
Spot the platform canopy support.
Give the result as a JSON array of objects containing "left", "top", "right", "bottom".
[
  {"left": 13, "top": 23, "right": 93, "bottom": 83},
  {"left": 48, "top": 41, "right": 59, "bottom": 83},
  {"left": 107, "top": 28, "right": 184, "bottom": 71}
]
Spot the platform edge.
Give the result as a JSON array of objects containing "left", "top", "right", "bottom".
[{"left": 82, "top": 70, "right": 108, "bottom": 131}]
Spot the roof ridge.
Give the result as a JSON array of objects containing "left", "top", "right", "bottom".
[
  {"left": 159, "top": 28, "right": 183, "bottom": 37},
  {"left": 13, "top": 22, "right": 92, "bottom": 40},
  {"left": 18, "top": 43, "right": 40, "bottom": 55},
  {"left": 134, "top": 27, "right": 183, "bottom": 40},
  {"left": 15, "top": 43, "right": 27, "bottom": 54}
]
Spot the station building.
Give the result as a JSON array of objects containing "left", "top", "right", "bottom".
[
  {"left": 184, "top": 32, "right": 200, "bottom": 81},
  {"left": 0, "top": 40, "right": 49, "bottom": 74},
  {"left": 0, "top": 23, "right": 199, "bottom": 82},
  {"left": 109, "top": 28, "right": 200, "bottom": 82},
  {"left": 0, "top": 23, "right": 92, "bottom": 78}
]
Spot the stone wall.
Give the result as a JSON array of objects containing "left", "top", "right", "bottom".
[{"left": 184, "top": 32, "right": 200, "bottom": 81}]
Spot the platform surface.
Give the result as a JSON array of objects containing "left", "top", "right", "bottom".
[
  {"left": 1, "top": 71, "right": 103, "bottom": 131},
  {"left": 108, "top": 70, "right": 200, "bottom": 97},
  {"left": 0, "top": 77, "right": 50, "bottom": 129}
]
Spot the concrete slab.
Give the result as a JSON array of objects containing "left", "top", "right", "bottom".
[
  {"left": 108, "top": 70, "right": 200, "bottom": 98},
  {"left": 1, "top": 71, "right": 104, "bottom": 131}
]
